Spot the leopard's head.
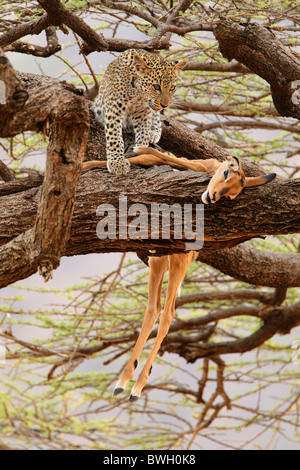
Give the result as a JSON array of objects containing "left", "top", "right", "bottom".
[{"left": 133, "top": 53, "right": 187, "bottom": 111}]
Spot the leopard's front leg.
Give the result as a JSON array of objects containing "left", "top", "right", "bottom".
[
  {"left": 131, "top": 107, "right": 154, "bottom": 147},
  {"left": 149, "top": 111, "right": 162, "bottom": 145},
  {"left": 105, "top": 109, "right": 130, "bottom": 176}
]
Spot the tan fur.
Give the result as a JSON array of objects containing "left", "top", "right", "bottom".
[{"left": 107, "top": 147, "right": 276, "bottom": 401}]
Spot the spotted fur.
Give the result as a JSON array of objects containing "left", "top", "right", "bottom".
[{"left": 93, "top": 49, "right": 187, "bottom": 175}]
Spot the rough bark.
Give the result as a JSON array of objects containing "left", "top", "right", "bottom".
[
  {"left": 197, "top": 246, "right": 300, "bottom": 288},
  {"left": 0, "top": 160, "right": 15, "bottom": 182},
  {"left": 1, "top": 162, "right": 299, "bottom": 246},
  {"left": 1, "top": 156, "right": 299, "bottom": 288},
  {"left": 0, "top": 0, "right": 171, "bottom": 56},
  {"left": 214, "top": 20, "right": 300, "bottom": 119},
  {"left": 37, "top": 0, "right": 109, "bottom": 52},
  {"left": 0, "top": 50, "right": 89, "bottom": 284}
]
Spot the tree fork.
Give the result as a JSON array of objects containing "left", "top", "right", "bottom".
[
  {"left": 0, "top": 49, "right": 90, "bottom": 283},
  {"left": 214, "top": 20, "right": 300, "bottom": 119}
]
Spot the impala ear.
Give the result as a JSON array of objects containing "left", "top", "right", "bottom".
[
  {"left": 226, "top": 155, "right": 240, "bottom": 172},
  {"left": 133, "top": 54, "right": 150, "bottom": 75},
  {"left": 244, "top": 173, "right": 277, "bottom": 188},
  {"left": 173, "top": 60, "right": 188, "bottom": 72}
]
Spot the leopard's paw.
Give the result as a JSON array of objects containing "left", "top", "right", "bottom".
[
  {"left": 107, "top": 157, "right": 130, "bottom": 176},
  {"left": 149, "top": 129, "right": 161, "bottom": 145}
]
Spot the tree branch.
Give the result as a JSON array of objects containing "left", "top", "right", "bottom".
[
  {"left": 173, "top": 99, "right": 278, "bottom": 117},
  {"left": 4, "top": 301, "right": 299, "bottom": 377},
  {"left": 0, "top": 160, "right": 299, "bottom": 288},
  {"left": 197, "top": 246, "right": 300, "bottom": 288},
  {"left": 164, "top": 301, "right": 300, "bottom": 362},
  {"left": 195, "top": 119, "right": 300, "bottom": 134},
  {"left": 0, "top": 159, "right": 15, "bottom": 182},
  {"left": 3, "top": 26, "right": 61, "bottom": 57},
  {"left": 0, "top": 14, "right": 51, "bottom": 48},
  {"left": 214, "top": 20, "right": 300, "bottom": 119},
  {"left": 175, "top": 288, "right": 275, "bottom": 308},
  {"left": 0, "top": 69, "right": 299, "bottom": 288},
  {"left": 185, "top": 61, "right": 250, "bottom": 73},
  {"left": 37, "top": 0, "right": 109, "bottom": 52},
  {"left": 0, "top": 51, "right": 89, "bottom": 283}
]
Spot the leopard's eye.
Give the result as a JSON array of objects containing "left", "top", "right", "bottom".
[
  {"left": 170, "top": 85, "right": 176, "bottom": 91},
  {"left": 153, "top": 84, "right": 161, "bottom": 91}
]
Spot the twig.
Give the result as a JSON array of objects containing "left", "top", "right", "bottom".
[{"left": 73, "top": 32, "right": 99, "bottom": 101}]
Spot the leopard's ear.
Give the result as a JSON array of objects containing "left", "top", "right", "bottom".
[
  {"left": 173, "top": 60, "right": 188, "bottom": 72},
  {"left": 133, "top": 53, "right": 150, "bottom": 76}
]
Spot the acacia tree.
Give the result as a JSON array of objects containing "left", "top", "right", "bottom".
[{"left": 0, "top": 0, "right": 299, "bottom": 450}]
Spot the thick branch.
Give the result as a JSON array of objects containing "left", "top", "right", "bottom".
[
  {"left": 33, "top": 112, "right": 89, "bottom": 281},
  {"left": 0, "top": 49, "right": 29, "bottom": 121},
  {"left": 0, "top": 72, "right": 85, "bottom": 137},
  {"left": 215, "top": 20, "right": 300, "bottom": 119},
  {"left": 0, "top": 71, "right": 299, "bottom": 288},
  {"left": 197, "top": 246, "right": 300, "bottom": 288},
  {"left": 37, "top": 0, "right": 108, "bottom": 52},
  {"left": 0, "top": 52, "right": 89, "bottom": 284},
  {"left": 0, "top": 163, "right": 299, "bottom": 288}
]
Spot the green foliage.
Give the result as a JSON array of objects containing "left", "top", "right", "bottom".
[{"left": 0, "top": 249, "right": 299, "bottom": 450}]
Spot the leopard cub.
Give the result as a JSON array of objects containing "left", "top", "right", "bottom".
[{"left": 93, "top": 49, "right": 187, "bottom": 175}]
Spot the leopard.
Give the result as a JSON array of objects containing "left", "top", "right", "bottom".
[{"left": 93, "top": 49, "right": 187, "bottom": 176}]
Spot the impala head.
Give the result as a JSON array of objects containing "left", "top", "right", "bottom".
[{"left": 201, "top": 156, "right": 276, "bottom": 204}]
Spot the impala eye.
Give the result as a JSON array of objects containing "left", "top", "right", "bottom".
[
  {"left": 224, "top": 170, "right": 229, "bottom": 179},
  {"left": 153, "top": 84, "right": 161, "bottom": 91}
]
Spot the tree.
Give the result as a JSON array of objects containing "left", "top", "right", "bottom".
[{"left": 0, "top": 0, "right": 299, "bottom": 450}]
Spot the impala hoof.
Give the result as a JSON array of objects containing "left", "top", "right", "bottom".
[
  {"left": 129, "top": 394, "right": 139, "bottom": 402},
  {"left": 113, "top": 387, "right": 124, "bottom": 396}
]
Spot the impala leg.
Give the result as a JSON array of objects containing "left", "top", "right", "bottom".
[
  {"left": 129, "top": 252, "right": 194, "bottom": 402},
  {"left": 114, "top": 256, "right": 168, "bottom": 396}
]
